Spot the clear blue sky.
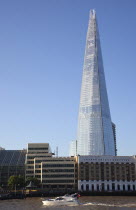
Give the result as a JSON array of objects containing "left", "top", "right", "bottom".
[{"left": 0, "top": 0, "right": 136, "bottom": 156}]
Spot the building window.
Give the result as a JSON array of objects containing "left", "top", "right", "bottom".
[
  {"left": 123, "top": 185, "right": 125, "bottom": 191},
  {"left": 97, "top": 184, "right": 99, "bottom": 191},
  {"left": 117, "top": 185, "right": 120, "bottom": 191},
  {"left": 102, "top": 183, "right": 105, "bottom": 191},
  {"left": 112, "top": 183, "right": 115, "bottom": 191},
  {"left": 86, "top": 184, "right": 89, "bottom": 191},
  {"left": 128, "top": 185, "right": 130, "bottom": 191}
]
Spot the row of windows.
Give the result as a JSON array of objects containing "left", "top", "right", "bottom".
[
  {"left": 35, "top": 175, "right": 41, "bottom": 178},
  {"left": 42, "top": 180, "right": 74, "bottom": 183},
  {"left": 42, "top": 164, "right": 74, "bottom": 168},
  {"left": 81, "top": 184, "right": 136, "bottom": 191},
  {"left": 80, "top": 161, "right": 134, "bottom": 164},
  {"left": 80, "top": 178, "right": 135, "bottom": 182},
  {"left": 26, "top": 170, "right": 34, "bottom": 174},
  {"left": 43, "top": 185, "right": 74, "bottom": 188},
  {"left": 80, "top": 163, "right": 135, "bottom": 166},
  {"left": 27, "top": 159, "right": 74, "bottom": 163},
  {"left": 35, "top": 158, "right": 52, "bottom": 163},
  {"left": 42, "top": 174, "right": 74, "bottom": 178},
  {"left": 27, "top": 156, "right": 49, "bottom": 159},
  {"left": 35, "top": 160, "right": 42, "bottom": 163},
  {"left": 35, "top": 170, "right": 41, "bottom": 173},
  {"left": 80, "top": 170, "right": 135, "bottom": 175},
  {"left": 42, "top": 169, "right": 74, "bottom": 173},
  {"left": 80, "top": 167, "right": 135, "bottom": 171},
  {"left": 28, "top": 148, "right": 48, "bottom": 150},
  {"left": 41, "top": 159, "right": 74, "bottom": 162},
  {"left": 27, "top": 161, "right": 34, "bottom": 164},
  {"left": 35, "top": 165, "right": 41, "bottom": 168},
  {"left": 80, "top": 169, "right": 135, "bottom": 173}
]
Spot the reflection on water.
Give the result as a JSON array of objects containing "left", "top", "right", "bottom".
[{"left": 0, "top": 196, "right": 136, "bottom": 210}]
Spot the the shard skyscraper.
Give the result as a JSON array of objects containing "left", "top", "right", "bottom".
[{"left": 77, "top": 10, "right": 115, "bottom": 156}]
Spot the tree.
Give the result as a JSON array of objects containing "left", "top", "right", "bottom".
[
  {"left": 8, "top": 175, "right": 25, "bottom": 189},
  {"left": 26, "top": 177, "right": 40, "bottom": 186}
]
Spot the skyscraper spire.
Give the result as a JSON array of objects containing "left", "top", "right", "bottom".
[{"left": 77, "top": 10, "right": 115, "bottom": 156}]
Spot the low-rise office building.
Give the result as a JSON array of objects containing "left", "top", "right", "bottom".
[
  {"left": 77, "top": 155, "right": 136, "bottom": 192},
  {"left": 25, "top": 143, "right": 52, "bottom": 180},
  {"left": 41, "top": 157, "right": 77, "bottom": 192},
  {"left": 25, "top": 143, "right": 77, "bottom": 192}
]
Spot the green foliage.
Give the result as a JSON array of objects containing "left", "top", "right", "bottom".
[
  {"left": 8, "top": 175, "right": 25, "bottom": 189},
  {"left": 26, "top": 177, "right": 40, "bottom": 186}
]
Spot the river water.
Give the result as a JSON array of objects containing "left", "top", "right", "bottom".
[{"left": 0, "top": 196, "right": 136, "bottom": 210}]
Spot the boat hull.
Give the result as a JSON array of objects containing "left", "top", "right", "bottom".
[{"left": 42, "top": 200, "right": 79, "bottom": 206}]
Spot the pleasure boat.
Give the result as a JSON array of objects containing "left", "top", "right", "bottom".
[{"left": 42, "top": 195, "right": 79, "bottom": 206}]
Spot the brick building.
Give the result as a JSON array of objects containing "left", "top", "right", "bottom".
[{"left": 78, "top": 155, "right": 136, "bottom": 192}]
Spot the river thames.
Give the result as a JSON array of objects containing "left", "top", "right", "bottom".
[{"left": 0, "top": 196, "right": 136, "bottom": 210}]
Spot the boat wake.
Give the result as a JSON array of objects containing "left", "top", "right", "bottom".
[{"left": 82, "top": 202, "right": 136, "bottom": 208}]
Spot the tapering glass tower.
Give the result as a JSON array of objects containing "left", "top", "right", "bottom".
[{"left": 77, "top": 10, "right": 115, "bottom": 156}]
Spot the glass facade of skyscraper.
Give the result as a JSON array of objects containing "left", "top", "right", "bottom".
[{"left": 77, "top": 10, "right": 115, "bottom": 156}]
